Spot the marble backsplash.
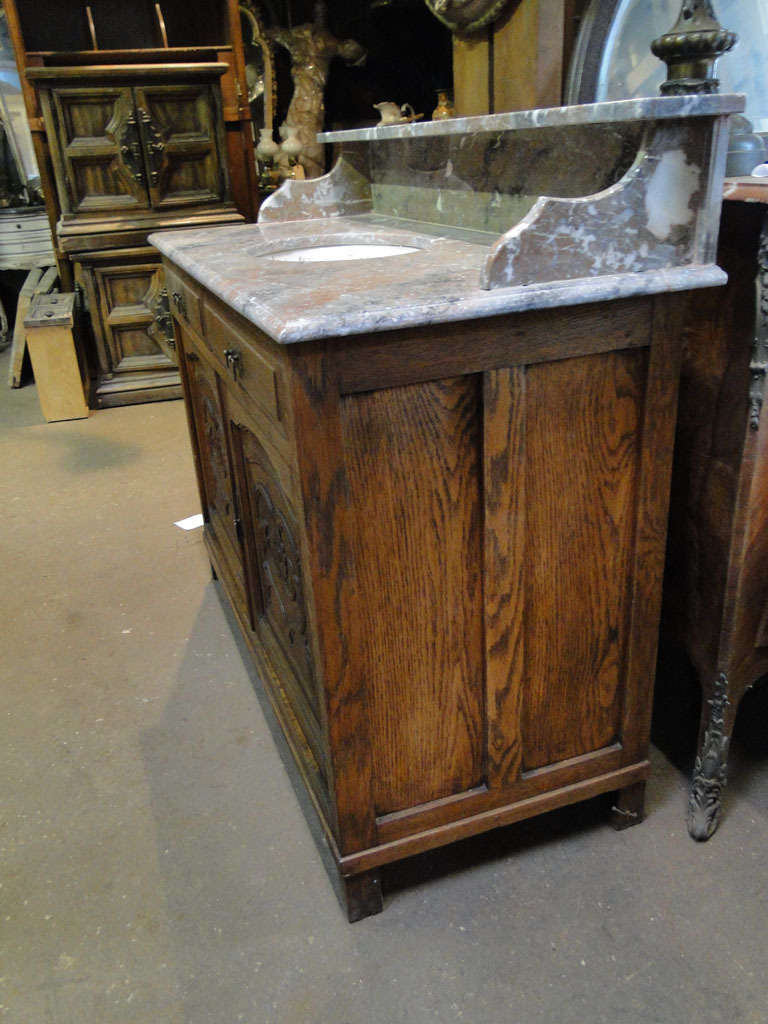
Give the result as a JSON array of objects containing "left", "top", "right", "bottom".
[{"left": 328, "top": 122, "right": 644, "bottom": 235}]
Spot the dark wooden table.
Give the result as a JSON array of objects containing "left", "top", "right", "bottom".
[{"left": 663, "top": 178, "right": 768, "bottom": 840}]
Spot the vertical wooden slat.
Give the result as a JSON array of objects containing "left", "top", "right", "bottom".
[
  {"left": 453, "top": 29, "right": 493, "bottom": 116},
  {"left": 620, "top": 294, "right": 686, "bottom": 764},
  {"left": 522, "top": 349, "right": 646, "bottom": 770},
  {"left": 484, "top": 367, "right": 527, "bottom": 788},
  {"left": 289, "top": 346, "right": 377, "bottom": 855},
  {"left": 493, "top": 0, "right": 566, "bottom": 113}
]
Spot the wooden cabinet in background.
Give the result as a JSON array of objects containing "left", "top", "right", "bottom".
[
  {"left": 3, "top": 0, "right": 256, "bottom": 407},
  {"left": 34, "top": 67, "right": 232, "bottom": 235},
  {"left": 75, "top": 248, "right": 180, "bottom": 405},
  {"left": 27, "top": 63, "right": 244, "bottom": 406},
  {"left": 163, "top": 254, "right": 687, "bottom": 921}
]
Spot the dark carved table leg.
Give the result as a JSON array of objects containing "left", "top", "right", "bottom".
[
  {"left": 688, "top": 672, "right": 735, "bottom": 841},
  {"left": 342, "top": 869, "right": 383, "bottom": 923},
  {"left": 610, "top": 780, "right": 646, "bottom": 830}
]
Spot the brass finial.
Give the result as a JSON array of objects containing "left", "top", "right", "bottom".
[{"left": 651, "top": 1, "right": 737, "bottom": 95}]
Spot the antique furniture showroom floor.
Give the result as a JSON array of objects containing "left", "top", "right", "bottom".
[
  {"left": 3, "top": 328, "right": 768, "bottom": 1023},
  {"left": 3, "top": 76, "right": 768, "bottom": 1023}
]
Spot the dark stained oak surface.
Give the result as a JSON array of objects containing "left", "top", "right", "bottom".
[
  {"left": 164, "top": 252, "right": 690, "bottom": 919},
  {"left": 341, "top": 378, "right": 485, "bottom": 816}
]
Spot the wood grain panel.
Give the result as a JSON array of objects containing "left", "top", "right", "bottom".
[
  {"left": 336, "top": 298, "right": 652, "bottom": 396},
  {"left": 340, "top": 377, "right": 485, "bottom": 816},
  {"left": 50, "top": 87, "right": 150, "bottom": 214},
  {"left": 484, "top": 367, "right": 526, "bottom": 787},
  {"left": 230, "top": 419, "right": 326, "bottom": 772},
  {"left": 289, "top": 347, "right": 377, "bottom": 854},
  {"left": 620, "top": 295, "right": 685, "bottom": 763},
  {"left": 185, "top": 351, "right": 242, "bottom": 576},
  {"left": 136, "top": 83, "right": 224, "bottom": 209},
  {"left": 521, "top": 349, "right": 646, "bottom": 770},
  {"left": 95, "top": 262, "right": 173, "bottom": 373}
]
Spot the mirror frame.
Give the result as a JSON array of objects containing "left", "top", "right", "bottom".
[{"left": 424, "top": 0, "right": 513, "bottom": 34}]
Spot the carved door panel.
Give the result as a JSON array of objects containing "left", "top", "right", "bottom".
[
  {"left": 229, "top": 420, "right": 324, "bottom": 765},
  {"left": 134, "top": 83, "right": 225, "bottom": 211},
  {"left": 49, "top": 87, "right": 151, "bottom": 215},
  {"left": 91, "top": 258, "right": 176, "bottom": 377},
  {"left": 186, "top": 355, "right": 242, "bottom": 573}
]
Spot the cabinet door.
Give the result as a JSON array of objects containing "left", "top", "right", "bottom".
[
  {"left": 49, "top": 87, "right": 151, "bottom": 215},
  {"left": 134, "top": 83, "right": 226, "bottom": 211},
  {"left": 229, "top": 417, "right": 326, "bottom": 771},
  {"left": 88, "top": 258, "right": 176, "bottom": 377},
  {"left": 184, "top": 352, "right": 243, "bottom": 576}
]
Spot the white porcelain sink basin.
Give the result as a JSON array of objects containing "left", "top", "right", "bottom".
[{"left": 269, "top": 243, "right": 419, "bottom": 263}]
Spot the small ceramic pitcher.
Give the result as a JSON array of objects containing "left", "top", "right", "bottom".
[{"left": 373, "top": 101, "right": 416, "bottom": 125}]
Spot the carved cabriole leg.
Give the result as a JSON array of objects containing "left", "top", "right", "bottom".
[
  {"left": 342, "top": 870, "right": 383, "bottom": 923},
  {"left": 688, "top": 672, "right": 734, "bottom": 841},
  {"left": 610, "top": 780, "right": 646, "bottom": 830}
]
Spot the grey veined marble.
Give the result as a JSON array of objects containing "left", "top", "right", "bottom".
[{"left": 151, "top": 94, "right": 743, "bottom": 345}]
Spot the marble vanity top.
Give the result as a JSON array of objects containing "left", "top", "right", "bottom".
[
  {"left": 150, "top": 214, "right": 724, "bottom": 344},
  {"left": 151, "top": 94, "right": 741, "bottom": 345}
]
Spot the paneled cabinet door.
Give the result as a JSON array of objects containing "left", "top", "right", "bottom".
[
  {"left": 50, "top": 86, "right": 151, "bottom": 215},
  {"left": 134, "top": 83, "right": 226, "bottom": 210},
  {"left": 185, "top": 354, "right": 242, "bottom": 575},
  {"left": 87, "top": 258, "right": 176, "bottom": 377},
  {"left": 229, "top": 419, "right": 325, "bottom": 768}
]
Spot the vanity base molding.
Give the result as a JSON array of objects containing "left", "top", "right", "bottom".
[{"left": 165, "top": 258, "right": 686, "bottom": 921}]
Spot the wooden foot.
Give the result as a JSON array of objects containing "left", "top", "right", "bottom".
[
  {"left": 341, "top": 869, "right": 383, "bottom": 923},
  {"left": 610, "top": 780, "right": 646, "bottom": 830},
  {"left": 688, "top": 673, "right": 733, "bottom": 841}
]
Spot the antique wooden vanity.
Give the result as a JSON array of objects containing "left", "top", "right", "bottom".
[{"left": 151, "top": 93, "right": 740, "bottom": 920}]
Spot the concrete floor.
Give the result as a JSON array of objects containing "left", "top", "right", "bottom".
[{"left": 2, "top": 344, "right": 768, "bottom": 1024}]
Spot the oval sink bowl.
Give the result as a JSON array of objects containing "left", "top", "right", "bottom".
[{"left": 269, "top": 243, "right": 419, "bottom": 263}]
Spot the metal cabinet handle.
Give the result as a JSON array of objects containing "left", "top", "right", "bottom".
[
  {"left": 137, "top": 107, "right": 166, "bottom": 186},
  {"left": 224, "top": 348, "right": 242, "bottom": 379},
  {"left": 119, "top": 112, "right": 145, "bottom": 185},
  {"left": 172, "top": 291, "right": 187, "bottom": 318}
]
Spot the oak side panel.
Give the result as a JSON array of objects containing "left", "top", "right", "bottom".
[
  {"left": 484, "top": 367, "right": 527, "bottom": 787},
  {"left": 522, "top": 348, "right": 646, "bottom": 770},
  {"left": 289, "top": 347, "right": 376, "bottom": 854},
  {"left": 339, "top": 377, "right": 486, "bottom": 816}
]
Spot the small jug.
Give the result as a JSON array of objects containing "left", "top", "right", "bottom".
[{"left": 373, "top": 101, "right": 416, "bottom": 125}]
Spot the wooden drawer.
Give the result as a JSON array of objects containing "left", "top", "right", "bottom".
[
  {"left": 202, "top": 301, "right": 286, "bottom": 431},
  {"left": 165, "top": 264, "right": 204, "bottom": 339}
]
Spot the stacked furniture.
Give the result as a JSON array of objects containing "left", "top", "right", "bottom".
[{"left": 3, "top": 0, "right": 257, "bottom": 406}]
